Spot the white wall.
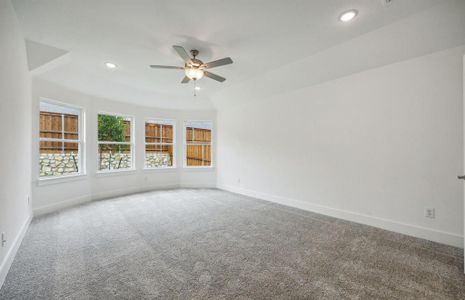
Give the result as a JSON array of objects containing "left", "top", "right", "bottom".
[
  {"left": 32, "top": 79, "right": 216, "bottom": 214},
  {"left": 0, "top": 0, "right": 32, "bottom": 287},
  {"left": 217, "top": 45, "right": 465, "bottom": 247}
]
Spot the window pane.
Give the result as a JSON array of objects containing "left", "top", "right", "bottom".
[
  {"left": 64, "top": 114, "right": 79, "bottom": 140},
  {"left": 186, "top": 145, "right": 211, "bottom": 166},
  {"left": 145, "top": 123, "right": 161, "bottom": 143},
  {"left": 202, "top": 145, "right": 211, "bottom": 166},
  {"left": 186, "top": 127, "right": 194, "bottom": 143},
  {"left": 40, "top": 112, "right": 63, "bottom": 139},
  {"left": 123, "top": 120, "right": 131, "bottom": 142},
  {"left": 98, "top": 114, "right": 131, "bottom": 142},
  {"left": 145, "top": 144, "right": 173, "bottom": 168},
  {"left": 40, "top": 141, "right": 79, "bottom": 177},
  {"left": 192, "top": 128, "right": 211, "bottom": 143},
  {"left": 185, "top": 121, "right": 212, "bottom": 144},
  {"left": 146, "top": 121, "right": 174, "bottom": 143},
  {"left": 162, "top": 124, "right": 174, "bottom": 143},
  {"left": 40, "top": 102, "right": 81, "bottom": 140},
  {"left": 98, "top": 144, "right": 132, "bottom": 171}
]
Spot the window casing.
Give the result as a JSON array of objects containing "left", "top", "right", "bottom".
[
  {"left": 39, "top": 101, "right": 83, "bottom": 178},
  {"left": 184, "top": 121, "right": 213, "bottom": 167},
  {"left": 145, "top": 119, "right": 176, "bottom": 169},
  {"left": 97, "top": 113, "right": 134, "bottom": 172}
]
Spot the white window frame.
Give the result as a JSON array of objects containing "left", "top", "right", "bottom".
[
  {"left": 144, "top": 118, "right": 176, "bottom": 169},
  {"left": 183, "top": 120, "right": 213, "bottom": 168},
  {"left": 39, "top": 99, "right": 85, "bottom": 180},
  {"left": 96, "top": 112, "right": 135, "bottom": 173}
]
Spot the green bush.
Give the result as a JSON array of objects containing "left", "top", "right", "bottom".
[
  {"left": 98, "top": 115, "right": 127, "bottom": 152},
  {"left": 98, "top": 115, "right": 127, "bottom": 141}
]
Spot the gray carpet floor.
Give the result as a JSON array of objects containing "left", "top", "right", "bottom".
[{"left": 1, "top": 189, "right": 464, "bottom": 299}]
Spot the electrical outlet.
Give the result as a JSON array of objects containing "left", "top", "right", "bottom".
[
  {"left": 425, "top": 208, "right": 435, "bottom": 219},
  {"left": 1, "top": 232, "right": 6, "bottom": 247}
]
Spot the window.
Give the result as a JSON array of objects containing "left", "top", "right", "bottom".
[
  {"left": 39, "top": 101, "right": 83, "bottom": 178},
  {"left": 97, "top": 114, "right": 133, "bottom": 172},
  {"left": 145, "top": 119, "right": 175, "bottom": 168},
  {"left": 185, "top": 121, "right": 212, "bottom": 167}
]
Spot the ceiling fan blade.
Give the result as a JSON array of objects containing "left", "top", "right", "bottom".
[
  {"left": 173, "top": 45, "right": 191, "bottom": 63},
  {"left": 181, "top": 76, "right": 190, "bottom": 84},
  {"left": 150, "top": 65, "right": 184, "bottom": 69},
  {"left": 204, "top": 57, "right": 233, "bottom": 69},
  {"left": 204, "top": 71, "right": 226, "bottom": 82}
]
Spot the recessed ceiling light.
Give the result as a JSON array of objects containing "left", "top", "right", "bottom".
[
  {"left": 195, "top": 86, "right": 201, "bottom": 91},
  {"left": 339, "top": 9, "right": 358, "bottom": 22},
  {"left": 104, "top": 62, "right": 117, "bottom": 69}
]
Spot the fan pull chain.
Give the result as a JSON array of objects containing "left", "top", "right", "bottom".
[{"left": 194, "top": 80, "right": 197, "bottom": 96}]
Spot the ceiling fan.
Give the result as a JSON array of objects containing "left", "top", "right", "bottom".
[{"left": 150, "top": 45, "right": 233, "bottom": 85}]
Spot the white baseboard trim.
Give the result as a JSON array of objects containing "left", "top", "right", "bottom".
[
  {"left": 32, "top": 182, "right": 215, "bottom": 216},
  {"left": 218, "top": 184, "right": 464, "bottom": 248},
  {"left": 0, "top": 214, "right": 32, "bottom": 290},
  {"left": 91, "top": 182, "right": 180, "bottom": 201},
  {"left": 179, "top": 183, "right": 217, "bottom": 189},
  {"left": 33, "top": 194, "right": 92, "bottom": 216}
]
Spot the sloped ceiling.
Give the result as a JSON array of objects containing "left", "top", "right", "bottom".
[
  {"left": 12, "top": 0, "right": 461, "bottom": 110},
  {"left": 25, "top": 39, "right": 69, "bottom": 75},
  {"left": 212, "top": 0, "right": 465, "bottom": 110}
]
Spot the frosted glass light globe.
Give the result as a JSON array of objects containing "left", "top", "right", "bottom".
[{"left": 185, "top": 68, "right": 204, "bottom": 80}]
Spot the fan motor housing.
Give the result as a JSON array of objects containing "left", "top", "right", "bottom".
[{"left": 188, "top": 58, "right": 204, "bottom": 68}]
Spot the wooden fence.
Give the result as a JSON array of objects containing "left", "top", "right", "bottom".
[
  {"left": 145, "top": 123, "right": 173, "bottom": 144},
  {"left": 186, "top": 127, "right": 211, "bottom": 166},
  {"left": 40, "top": 112, "right": 78, "bottom": 153},
  {"left": 186, "top": 144, "right": 211, "bottom": 166}
]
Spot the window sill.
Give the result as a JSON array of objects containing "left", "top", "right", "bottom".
[
  {"left": 37, "top": 174, "right": 87, "bottom": 186},
  {"left": 143, "top": 167, "right": 177, "bottom": 172},
  {"left": 183, "top": 166, "right": 215, "bottom": 171},
  {"left": 95, "top": 168, "right": 137, "bottom": 177}
]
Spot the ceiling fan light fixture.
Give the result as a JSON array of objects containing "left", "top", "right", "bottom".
[
  {"left": 185, "top": 68, "right": 204, "bottom": 80},
  {"left": 150, "top": 46, "right": 232, "bottom": 84}
]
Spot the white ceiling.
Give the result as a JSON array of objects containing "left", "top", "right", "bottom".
[
  {"left": 13, "top": 0, "right": 442, "bottom": 110},
  {"left": 213, "top": 0, "right": 465, "bottom": 110}
]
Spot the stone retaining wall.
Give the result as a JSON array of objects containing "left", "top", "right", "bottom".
[
  {"left": 145, "top": 153, "right": 172, "bottom": 168},
  {"left": 40, "top": 152, "right": 172, "bottom": 177},
  {"left": 40, "top": 153, "right": 79, "bottom": 177},
  {"left": 98, "top": 153, "right": 132, "bottom": 170}
]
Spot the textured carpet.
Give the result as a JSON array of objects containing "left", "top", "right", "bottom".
[{"left": 1, "top": 189, "right": 464, "bottom": 299}]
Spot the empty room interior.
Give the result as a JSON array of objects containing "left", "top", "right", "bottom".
[{"left": 2, "top": 0, "right": 465, "bottom": 298}]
